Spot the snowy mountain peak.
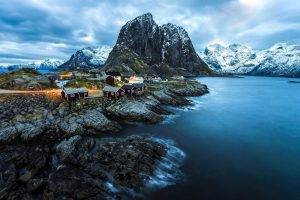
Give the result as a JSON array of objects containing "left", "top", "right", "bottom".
[
  {"left": 59, "top": 45, "right": 112, "bottom": 70},
  {"left": 38, "top": 59, "right": 64, "bottom": 69},
  {"left": 201, "top": 42, "right": 300, "bottom": 77},
  {"left": 135, "top": 13, "right": 153, "bottom": 21},
  {"left": 206, "top": 43, "right": 225, "bottom": 52},
  {"left": 161, "top": 23, "right": 189, "bottom": 42}
]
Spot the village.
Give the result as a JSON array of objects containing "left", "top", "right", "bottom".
[{"left": 49, "top": 69, "right": 176, "bottom": 101}]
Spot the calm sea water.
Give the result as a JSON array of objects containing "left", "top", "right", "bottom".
[{"left": 120, "top": 76, "right": 300, "bottom": 200}]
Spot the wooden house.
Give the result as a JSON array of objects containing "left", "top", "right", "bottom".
[
  {"left": 59, "top": 72, "right": 73, "bottom": 80},
  {"left": 132, "top": 83, "right": 146, "bottom": 95},
  {"left": 122, "top": 84, "right": 136, "bottom": 96},
  {"left": 106, "top": 71, "right": 121, "bottom": 81},
  {"left": 127, "top": 75, "right": 144, "bottom": 84},
  {"left": 105, "top": 76, "right": 116, "bottom": 86},
  {"left": 147, "top": 76, "right": 162, "bottom": 83},
  {"left": 61, "top": 87, "right": 88, "bottom": 101},
  {"left": 103, "top": 85, "right": 125, "bottom": 98}
]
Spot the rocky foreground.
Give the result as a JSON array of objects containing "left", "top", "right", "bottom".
[{"left": 0, "top": 80, "right": 208, "bottom": 199}]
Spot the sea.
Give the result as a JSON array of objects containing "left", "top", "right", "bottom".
[{"left": 120, "top": 76, "right": 300, "bottom": 200}]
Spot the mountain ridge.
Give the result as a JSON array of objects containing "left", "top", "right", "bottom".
[
  {"left": 200, "top": 42, "right": 300, "bottom": 77},
  {"left": 58, "top": 45, "right": 112, "bottom": 70}
]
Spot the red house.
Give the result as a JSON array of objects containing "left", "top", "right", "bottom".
[{"left": 103, "top": 85, "right": 125, "bottom": 98}]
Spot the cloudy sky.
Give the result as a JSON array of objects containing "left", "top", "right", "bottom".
[{"left": 0, "top": 0, "right": 300, "bottom": 65}]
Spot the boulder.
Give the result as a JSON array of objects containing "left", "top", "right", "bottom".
[
  {"left": 106, "top": 97, "right": 164, "bottom": 123},
  {"left": 45, "top": 165, "right": 110, "bottom": 199},
  {"left": 0, "top": 126, "right": 19, "bottom": 144}
]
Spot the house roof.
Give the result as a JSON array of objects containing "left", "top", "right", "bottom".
[
  {"left": 106, "top": 71, "right": 121, "bottom": 76},
  {"left": 62, "top": 87, "right": 88, "bottom": 95},
  {"left": 122, "top": 84, "right": 136, "bottom": 90},
  {"left": 132, "top": 83, "right": 145, "bottom": 88},
  {"left": 103, "top": 85, "right": 123, "bottom": 93}
]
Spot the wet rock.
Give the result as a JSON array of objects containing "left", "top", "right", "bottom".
[
  {"left": 15, "top": 122, "right": 44, "bottom": 142},
  {"left": 56, "top": 135, "right": 82, "bottom": 163},
  {"left": 153, "top": 90, "right": 191, "bottom": 106},
  {"left": 0, "top": 126, "right": 19, "bottom": 144},
  {"left": 82, "top": 109, "right": 121, "bottom": 133},
  {"left": 106, "top": 97, "right": 164, "bottom": 123},
  {"left": 93, "top": 135, "right": 166, "bottom": 189},
  {"left": 167, "top": 81, "right": 209, "bottom": 96},
  {"left": 0, "top": 144, "right": 50, "bottom": 198},
  {"left": 58, "top": 115, "right": 85, "bottom": 136},
  {"left": 45, "top": 164, "right": 111, "bottom": 199},
  {"left": 26, "top": 178, "right": 46, "bottom": 193}
]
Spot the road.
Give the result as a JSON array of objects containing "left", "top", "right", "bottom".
[
  {"left": 0, "top": 89, "right": 103, "bottom": 97},
  {"left": 0, "top": 89, "right": 62, "bottom": 95}
]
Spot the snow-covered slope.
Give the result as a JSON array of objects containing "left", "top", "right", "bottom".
[
  {"left": 37, "top": 59, "right": 64, "bottom": 70},
  {"left": 1, "top": 59, "right": 64, "bottom": 71},
  {"left": 200, "top": 43, "right": 300, "bottom": 77},
  {"left": 251, "top": 43, "right": 300, "bottom": 77},
  {"left": 59, "top": 46, "right": 112, "bottom": 70}
]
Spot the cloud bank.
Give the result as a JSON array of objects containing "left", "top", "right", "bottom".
[{"left": 0, "top": 0, "right": 299, "bottom": 65}]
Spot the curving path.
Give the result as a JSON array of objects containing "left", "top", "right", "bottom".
[{"left": 0, "top": 89, "right": 62, "bottom": 95}]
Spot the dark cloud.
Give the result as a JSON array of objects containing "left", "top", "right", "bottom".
[{"left": 0, "top": 0, "right": 299, "bottom": 65}]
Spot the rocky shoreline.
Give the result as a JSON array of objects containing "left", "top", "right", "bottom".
[{"left": 0, "top": 79, "right": 208, "bottom": 199}]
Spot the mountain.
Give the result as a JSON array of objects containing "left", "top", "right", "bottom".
[
  {"left": 104, "top": 13, "right": 212, "bottom": 76},
  {"left": 200, "top": 43, "right": 300, "bottom": 77},
  {"left": 0, "top": 59, "right": 64, "bottom": 71},
  {"left": 251, "top": 43, "right": 300, "bottom": 77},
  {"left": 38, "top": 59, "right": 64, "bottom": 70},
  {"left": 59, "top": 46, "right": 112, "bottom": 70}
]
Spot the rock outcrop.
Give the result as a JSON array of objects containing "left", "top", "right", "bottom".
[
  {"left": 0, "top": 68, "right": 57, "bottom": 90},
  {"left": 0, "top": 135, "right": 168, "bottom": 199},
  {"left": 104, "top": 13, "right": 212, "bottom": 76},
  {"left": 106, "top": 96, "right": 166, "bottom": 123},
  {"left": 0, "top": 77, "right": 208, "bottom": 199}
]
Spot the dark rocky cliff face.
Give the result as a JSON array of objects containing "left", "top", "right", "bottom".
[
  {"left": 116, "top": 13, "right": 163, "bottom": 66},
  {"left": 161, "top": 23, "right": 210, "bottom": 75},
  {"left": 104, "top": 45, "right": 149, "bottom": 75},
  {"left": 104, "top": 13, "right": 212, "bottom": 76}
]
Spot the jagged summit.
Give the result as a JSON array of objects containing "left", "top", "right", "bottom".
[
  {"left": 104, "top": 13, "right": 212, "bottom": 76},
  {"left": 200, "top": 42, "right": 300, "bottom": 77},
  {"left": 59, "top": 45, "right": 112, "bottom": 70}
]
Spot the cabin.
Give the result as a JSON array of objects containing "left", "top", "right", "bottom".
[
  {"left": 121, "top": 83, "right": 146, "bottom": 96},
  {"left": 106, "top": 72, "right": 121, "bottom": 82},
  {"left": 103, "top": 85, "right": 125, "bottom": 98},
  {"left": 122, "top": 84, "right": 136, "bottom": 96},
  {"left": 27, "top": 81, "right": 41, "bottom": 90},
  {"left": 105, "top": 76, "right": 116, "bottom": 86},
  {"left": 59, "top": 72, "right": 73, "bottom": 80},
  {"left": 132, "top": 83, "right": 146, "bottom": 95},
  {"left": 146, "top": 76, "right": 162, "bottom": 84},
  {"left": 127, "top": 76, "right": 144, "bottom": 84},
  {"left": 61, "top": 87, "right": 88, "bottom": 101},
  {"left": 45, "top": 73, "right": 58, "bottom": 81},
  {"left": 171, "top": 76, "right": 185, "bottom": 81}
]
